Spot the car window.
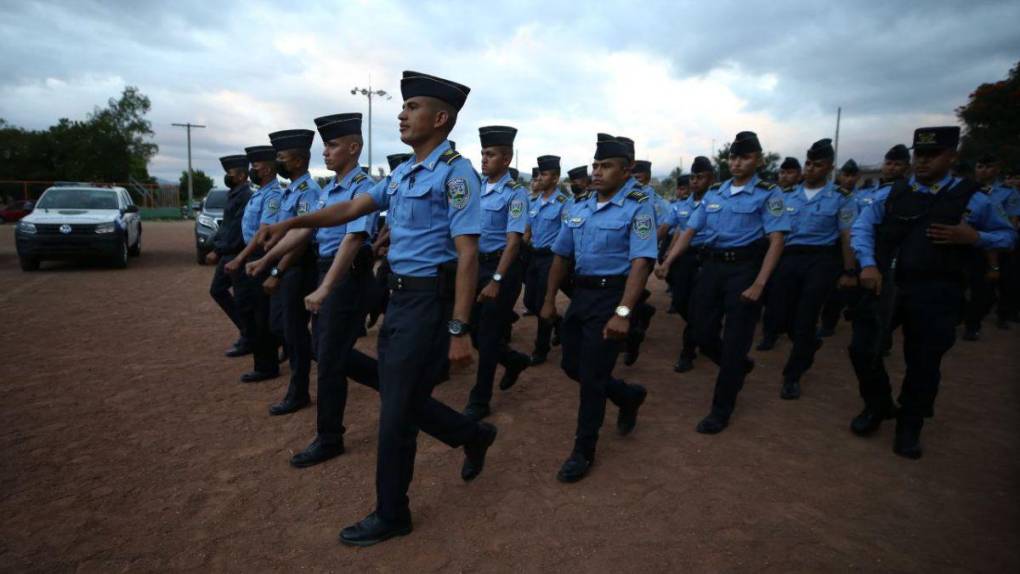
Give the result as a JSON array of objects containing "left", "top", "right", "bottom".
[
  {"left": 36, "top": 188, "right": 120, "bottom": 210},
  {"left": 203, "top": 190, "right": 228, "bottom": 210}
]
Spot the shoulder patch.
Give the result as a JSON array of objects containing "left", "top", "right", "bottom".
[
  {"left": 626, "top": 189, "right": 649, "bottom": 203},
  {"left": 755, "top": 180, "right": 777, "bottom": 191},
  {"left": 440, "top": 149, "right": 462, "bottom": 165},
  {"left": 767, "top": 197, "right": 785, "bottom": 216},
  {"left": 446, "top": 177, "right": 470, "bottom": 209},
  {"left": 353, "top": 173, "right": 367, "bottom": 184},
  {"left": 633, "top": 213, "right": 653, "bottom": 239},
  {"left": 509, "top": 198, "right": 525, "bottom": 219}
]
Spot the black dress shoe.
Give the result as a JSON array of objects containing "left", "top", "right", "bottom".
[
  {"left": 673, "top": 357, "right": 694, "bottom": 373},
  {"left": 499, "top": 352, "right": 530, "bottom": 390},
  {"left": 780, "top": 379, "right": 801, "bottom": 400},
  {"left": 617, "top": 384, "right": 647, "bottom": 436},
  {"left": 269, "top": 395, "right": 310, "bottom": 416},
  {"left": 556, "top": 451, "right": 593, "bottom": 483},
  {"left": 756, "top": 336, "right": 777, "bottom": 351},
  {"left": 696, "top": 412, "right": 729, "bottom": 434},
  {"left": 240, "top": 370, "right": 279, "bottom": 383},
  {"left": 850, "top": 403, "right": 897, "bottom": 436},
  {"left": 623, "top": 349, "right": 639, "bottom": 367},
  {"left": 290, "top": 438, "right": 345, "bottom": 468},
  {"left": 225, "top": 345, "right": 253, "bottom": 357},
  {"left": 962, "top": 328, "right": 980, "bottom": 341},
  {"left": 529, "top": 353, "right": 547, "bottom": 366},
  {"left": 463, "top": 402, "right": 491, "bottom": 422},
  {"left": 339, "top": 512, "right": 412, "bottom": 547},
  {"left": 893, "top": 415, "right": 924, "bottom": 460},
  {"left": 461, "top": 422, "right": 498, "bottom": 481}
]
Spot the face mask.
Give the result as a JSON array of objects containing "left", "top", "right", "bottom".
[
  {"left": 223, "top": 174, "right": 234, "bottom": 189},
  {"left": 248, "top": 167, "right": 261, "bottom": 186},
  {"left": 275, "top": 160, "right": 291, "bottom": 180},
  {"left": 571, "top": 184, "right": 584, "bottom": 195}
]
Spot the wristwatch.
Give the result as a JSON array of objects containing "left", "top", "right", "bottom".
[
  {"left": 270, "top": 266, "right": 281, "bottom": 278},
  {"left": 492, "top": 273, "right": 503, "bottom": 283},
  {"left": 448, "top": 319, "right": 471, "bottom": 337},
  {"left": 615, "top": 305, "right": 631, "bottom": 318}
]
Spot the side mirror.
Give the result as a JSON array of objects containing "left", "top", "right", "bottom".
[{"left": 124, "top": 205, "right": 139, "bottom": 213}]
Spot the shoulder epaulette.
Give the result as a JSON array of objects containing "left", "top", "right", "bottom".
[
  {"left": 980, "top": 184, "right": 993, "bottom": 195},
  {"left": 440, "top": 149, "right": 462, "bottom": 165},
  {"left": 708, "top": 183, "right": 722, "bottom": 191},
  {"left": 781, "top": 186, "right": 796, "bottom": 193},
  {"left": 626, "top": 189, "right": 649, "bottom": 203},
  {"left": 754, "top": 180, "right": 777, "bottom": 191},
  {"left": 836, "top": 186, "right": 852, "bottom": 197},
  {"left": 555, "top": 194, "right": 567, "bottom": 203},
  {"left": 510, "top": 181, "right": 525, "bottom": 190},
  {"left": 574, "top": 191, "right": 591, "bottom": 202},
  {"left": 297, "top": 181, "right": 309, "bottom": 191},
  {"left": 352, "top": 172, "right": 368, "bottom": 184}
]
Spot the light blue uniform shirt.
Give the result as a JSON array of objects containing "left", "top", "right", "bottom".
[
  {"left": 479, "top": 171, "right": 529, "bottom": 254},
  {"left": 528, "top": 188, "right": 570, "bottom": 249},
  {"left": 366, "top": 140, "right": 481, "bottom": 277},
  {"left": 651, "top": 191, "right": 671, "bottom": 227},
  {"left": 670, "top": 196, "right": 710, "bottom": 247},
  {"left": 685, "top": 175, "right": 791, "bottom": 249},
  {"left": 851, "top": 175, "right": 1017, "bottom": 268},
  {"left": 985, "top": 183, "right": 1020, "bottom": 218},
  {"left": 278, "top": 172, "right": 322, "bottom": 222},
  {"left": 784, "top": 181, "right": 857, "bottom": 246},
  {"left": 314, "top": 167, "right": 377, "bottom": 257},
  {"left": 552, "top": 177, "right": 659, "bottom": 275},
  {"left": 241, "top": 179, "right": 283, "bottom": 243}
]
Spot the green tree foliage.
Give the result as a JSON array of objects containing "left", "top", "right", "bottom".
[
  {"left": 0, "top": 86, "right": 158, "bottom": 183},
  {"left": 957, "top": 60, "right": 1020, "bottom": 166},
  {"left": 178, "top": 169, "right": 214, "bottom": 203}
]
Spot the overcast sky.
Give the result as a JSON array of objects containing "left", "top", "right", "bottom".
[{"left": 1, "top": 0, "right": 1018, "bottom": 183}]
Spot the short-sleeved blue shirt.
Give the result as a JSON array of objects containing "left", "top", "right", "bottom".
[
  {"left": 686, "top": 175, "right": 792, "bottom": 249},
  {"left": 783, "top": 181, "right": 857, "bottom": 246},
  {"left": 279, "top": 172, "right": 321, "bottom": 221},
  {"left": 241, "top": 179, "right": 283, "bottom": 243},
  {"left": 314, "top": 167, "right": 377, "bottom": 257},
  {"left": 528, "top": 188, "right": 570, "bottom": 248},
  {"left": 669, "top": 196, "right": 710, "bottom": 247},
  {"left": 479, "top": 171, "right": 530, "bottom": 254}
]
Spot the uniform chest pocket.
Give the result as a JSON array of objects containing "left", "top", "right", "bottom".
[
  {"left": 727, "top": 200, "right": 759, "bottom": 228},
  {"left": 808, "top": 204, "right": 838, "bottom": 229},
  {"left": 482, "top": 196, "right": 508, "bottom": 228},
  {"left": 541, "top": 205, "right": 562, "bottom": 220},
  {"left": 393, "top": 183, "right": 433, "bottom": 230},
  {"left": 596, "top": 219, "right": 628, "bottom": 251}
]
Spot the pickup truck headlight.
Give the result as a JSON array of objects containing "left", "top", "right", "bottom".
[
  {"left": 197, "top": 213, "right": 217, "bottom": 228},
  {"left": 17, "top": 221, "right": 36, "bottom": 234},
  {"left": 95, "top": 222, "right": 117, "bottom": 234}
]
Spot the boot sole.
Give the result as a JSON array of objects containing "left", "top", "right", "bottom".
[{"left": 340, "top": 525, "right": 413, "bottom": 547}]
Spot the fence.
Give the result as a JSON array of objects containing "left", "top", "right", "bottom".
[{"left": 0, "top": 179, "right": 181, "bottom": 208}]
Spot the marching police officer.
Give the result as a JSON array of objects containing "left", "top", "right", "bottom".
[
  {"left": 258, "top": 71, "right": 498, "bottom": 546},
  {"left": 618, "top": 149, "right": 658, "bottom": 366},
  {"left": 540, "top": 133, "right": 655, "bottom": 482},
  {"left": 973, "top": 153, "right": 1020, "bottom": 331},
  {"left": 767, "top": 139, "right": 857, "bottom": 400},
  {"left": 818, "top": 158, "right": 863, "bottom": 337},
  {"left": 208, "top": 154, "right": 252, "bottom": 356},
  {"left": 776, "top": 157, "right": 802, "bottom": 191},
  {"left": 463, "top": 125, "right": 531, "bottom": 421},
  {"left": 657, "top": 131, "right": 790, "bottom": 434},
  {"left": 665, "top": 156, "right": 714, "bottom": 372},
  {"left": 757, "top": 156, "right": 801, "bottom": 351},
  {"left": 525, "top": 154, "right": 570, "bottom": 365},
  {"left": 568, "top": 165, "right": 592, "bottom": 199},
  {"left": 674, "top": 174, "right": 691, "bottom": 202},
  {"left": 850, "top": 126, "right": 1014, "bottom": 458},
  {"left": 223, "top": 145, "right": 284, "bottom": 381}
]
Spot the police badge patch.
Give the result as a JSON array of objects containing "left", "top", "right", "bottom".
[
  {"left": 839, "top": 207, "right": 855, "bottom": 225},
  {"left": 297, "top": 201, "right": 309, "bottom": 216},
  {"left": 767, "top": 197, "right": 785, "bottom": 216},
  {"left": 447, "top": 177, "right": 469, "bottom": 209},
  {"left": 509, "top": 199, "right": 525, "bottom": 219},
  {"left": 267, "top": 198, "right": 280, "bottom": 215},
  {"left": 633, "top": 214, "right": 653, "bottom": 239}
]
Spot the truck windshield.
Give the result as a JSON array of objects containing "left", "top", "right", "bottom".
[{"left": 36, "top": 189, "right": 119, "bottom": 210}]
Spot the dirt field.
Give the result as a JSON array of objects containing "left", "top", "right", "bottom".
[{"left": 1, "top": 220, "right": 1018, "bottom": 573}]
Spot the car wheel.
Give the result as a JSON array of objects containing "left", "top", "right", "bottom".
[
  {"left": 111, "top": 237, "right": 129, "bottom": 269},
  {"left": 129, "top": 227, "right": 142, "bottom": 256},
  {"left": 19, "top": 256, "right": 40, "bottom": 271}
]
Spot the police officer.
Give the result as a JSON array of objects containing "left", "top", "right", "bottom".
[
  {"left": 258, "top": 71, "right": 498, "bottom": 546},
  {"left": 674, "top": 174, "right": 691, "bottom": 202},
  {"left": 857, "top": 145, "right": 912, "bottom": 210},
  {"left": 225, "top": 145, "right": 283, "bottom": 382},
  {"left": 568, "top": 165, "right": 592, "bottom": 200},
  {"left": 463, "top": 125, "right": 531, "bottom": 421},
  {"left": 767, "top": 139, "right": 857, "bottom": 400},
  {"left": 524, "top": 154, "right": 570, "bottom": 365},
  {"left": 208, "top": 154, "right": 252, "bottom": 356},
  {"left": 818, "top": 158, "right": 863, "bottom": 337},
  {"left": 656, "top": 131, "right": 790, "bottom": 434},
  {"left": 664, "top": 156, "right": 714, "bottom": 372},
  {"left": 850, "top": 126, "right": 1014, "bottom": 458},
  {"left": 776, "top": 157, "right": 802, "bottom": 191},
  {"left": 973, "top": 153, "right": 1020, "bottom": 331},
  {"left": 619, "top": 150, "right": 659, "bottom": 366},
  {"left": 757, "top": 156, "right": 801, "bottom": 351},
  {"left": 540, "top": 133, "right": 655, "bottom": 482}
]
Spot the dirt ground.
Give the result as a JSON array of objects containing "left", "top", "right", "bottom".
[{"left": 1, "top": 220, "right": 1018, "bottom": 573}]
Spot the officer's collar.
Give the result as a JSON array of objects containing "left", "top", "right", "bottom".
[
  {"left": 596, "top": 177, "right": 636, "bottom": 207},
  {"left": 285, "top": 172, "right": 312, "bottom": 191},
  {"left": 256, "top": 179, "right": 280, "bottom": 193},
  {"left": 483, "top": 171, "right": 511, "bottom": 195},
  {"left": 724, "top": 174, "right": 758, "bottom": 196},
  {"left": 908, "top": 174, "right": 954, "bottom": 194},
  {"left": 795, "top": 180, "right": 833, "bottom": 201},
  {"left": 410, "top": 139, "right": 454, "bottom": 172},
  {"left": 334, "top": 164, "right": 362, "bottom": 191}
]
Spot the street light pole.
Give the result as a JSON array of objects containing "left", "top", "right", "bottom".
[
  {"left": 351, "top": 83, "right": 391, "bottom": 172},
  {"left": 172, "top": 122, "right": 206, "bottom": 216}
]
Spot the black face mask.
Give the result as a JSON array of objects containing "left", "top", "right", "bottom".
[
  {"left": 223, "top": 174, "right": 234, "bottom": 189},
  {"left": 571, "top": 184, "right": 584, "bottom": 196},
  {"left": 248, "top": 167, "right": 261, "bottom": 186},
  {"left": 275, "top": 160, "right": 291, "bottom": 180}
]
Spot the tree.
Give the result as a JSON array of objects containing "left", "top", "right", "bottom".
[
  {"left": 713, "top": 143, "right": 780, "bottom": 182},
  {"left": 957, "top": 60, "right": 1020, "bottom": 166},
  {"left": 179, "top": 169, "right": 215, "bottom": 203}
]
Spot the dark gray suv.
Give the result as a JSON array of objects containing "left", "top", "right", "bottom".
[{"left": 194, "top": 189, "right": 228, "bottom": 264}]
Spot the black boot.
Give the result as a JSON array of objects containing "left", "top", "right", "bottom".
[
  {"left": 893, "top": 415, "right": 924, "bottom": 459},
  {"left": 850, "top": 402, "right": 898, "bottom": 436}
]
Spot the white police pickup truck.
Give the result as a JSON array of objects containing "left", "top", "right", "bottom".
[{"left": 15, "top": 185, "right": 142, "bottom": 271}]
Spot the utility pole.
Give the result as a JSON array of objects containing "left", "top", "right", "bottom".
[
  {"left": 833, "top": 107, "right": 842, "bottom": 177},
  {"left": 351, "top": 81, "right": 391, "bottom": 172},
  {"left": 172, "top": 122, "right": 206, "bottom": 217}
]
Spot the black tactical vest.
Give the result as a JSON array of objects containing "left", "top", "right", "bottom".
[{"left": 874, "top": 178, "right": 979, "bottom": 276}]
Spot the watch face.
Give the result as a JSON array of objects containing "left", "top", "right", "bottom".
[{"left": 492, "top": 273, "right": 502, "bottom": 282}]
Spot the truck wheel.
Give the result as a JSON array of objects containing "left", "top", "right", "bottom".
[
  {"left": 111, "top": 237, "right": 129, "bottom": 269},
  {"left": 129, "top": 227, "right": 142, "bottom": 256}
]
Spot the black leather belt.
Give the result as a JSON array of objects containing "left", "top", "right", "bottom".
[
  {"left": 479, "top": 250, "right": 504, "bottom": 263},
  {"left": 704, "top": 247, "right": 764, "bottom": 263},
  {"left": 784, "top": 244, "right": 838, "bottom": 256},
  {"left": 573, "top": 274, "right": 627, "bottom": 289},
  {"left": 387, "top": 273, "right": 439, "bottom": 291}
]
